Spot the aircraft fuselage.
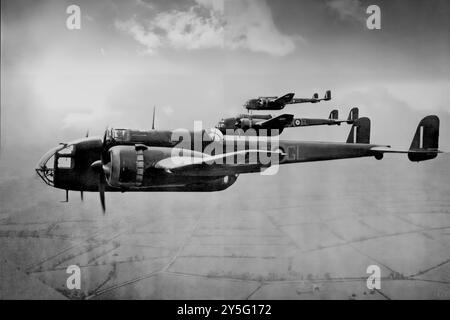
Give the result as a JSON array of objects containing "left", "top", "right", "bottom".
[{"left": 38, "top": 132, "right": 384, "bottom": 193}]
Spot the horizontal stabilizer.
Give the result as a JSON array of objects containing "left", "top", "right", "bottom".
[
  {"left": 370, "top": 115, "right": 441, "bottom": 162},
  {"left": 370, "top": 146, "right": 442, "bottom": 160},
  {"left": 371, "top": 146, "right": 442, "bottom": 154}
]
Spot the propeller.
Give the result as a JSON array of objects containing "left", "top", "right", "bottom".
[
  {"left": 91, "top": 159, "right": 106, "bottom": 214},
  {"left": 99, "top": 168, "right": 106, "bottom": 214},
  {"left": 80, "top": 130, "right": 89, "bottom": 201},
  {"left": 90, "top": 128, "right": 110, "bottom": 214}
]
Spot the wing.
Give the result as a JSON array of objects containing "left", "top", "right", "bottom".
[
  {"left": 256, "top": 114, "right": 294, "bottom": 128},
  {"left": 273, "top": 93, "right": 295, "bottom": 104},
  {"left": 155, "top": 149, "right": 284, "bottom": 176}
]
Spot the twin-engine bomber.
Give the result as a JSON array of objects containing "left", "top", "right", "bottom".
[
  {"left": 216, "top": 108, "right": 360, "bottom": 135},
  {"left": 36, "top": 114, "right": 442, "bottom": 213},
  {"left": 244, "top": 90, "right": 331, "bottom": 110}
]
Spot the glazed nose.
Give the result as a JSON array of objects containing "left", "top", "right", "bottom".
[{"left": 35, "top": 144, "right": 63, "bottom": 186}]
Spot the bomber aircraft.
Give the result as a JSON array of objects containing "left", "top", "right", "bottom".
[
  {"left": 36, "top": 113, "right": 442, "bottom": 214},
  {"left": 215, "top": 107, "right": 359, "bottom": 135},
  {"left": 244, "top": 90, "right": 331, "bottom": 110}
]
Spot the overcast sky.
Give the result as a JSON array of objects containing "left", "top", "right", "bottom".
[{"left": 1, "top": 0, "right": 449, "bottom": 157}]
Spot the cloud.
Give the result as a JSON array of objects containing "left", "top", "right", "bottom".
[
  {"left": 153, "top": 7, "right": 224, "bottom": 50},
  {"left": 225, "top": 0, "right": 297, "bottom": 56},
  {"left": 195, "top": 0, "right": 223, "bottom": 14},
  {"left": 115, "top": 2, "right": 224, "bottom": 54},
  {"left": 115, "top": 0, "right": 296, "bottom": 56},
  {"left": 326, "top": 0, "right": 365, "bottom": 23},
  {"left": 115, "top": 18, "right": 163, "bottom": 54}
]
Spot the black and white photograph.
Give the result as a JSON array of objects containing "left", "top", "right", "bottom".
[{"left": 1, "top": 0, "right": 450, "bottom": 304}]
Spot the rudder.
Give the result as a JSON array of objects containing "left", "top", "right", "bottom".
[
  {"left": 347, "top": 107, "right": 359, "bottom": 121},
  {"left": 346, "top": 117, "right": 370, "bottom": 144},
  {"left": 329, "top": 109, "right": 339, "bottom": 120},
  {"left": 408, "top": 115, "right": 440, "bottom": 162}
]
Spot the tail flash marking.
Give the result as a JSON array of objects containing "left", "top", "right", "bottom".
[{"left": 419, "top": 126, "right": 424, "bottom": 149}]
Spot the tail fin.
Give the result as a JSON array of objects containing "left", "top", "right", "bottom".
[
  {"left": 324, "top": 90, "right": 331, "bottom": 101},
  {"left": 346, "top": 117, "right": 371, "bottom": 144},
  {"left": 347, "top": 107, "right": 359, "bottom": 121},
  {"left": 329, "top": 109, "right": 339, "bottom": 120},
  {"left": 408, "top": 115, "right": 440, "bottom": 162}
]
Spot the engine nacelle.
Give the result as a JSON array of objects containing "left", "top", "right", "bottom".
[
  {"left": 240, "top": 118, "right": 252, "bottom": 129},
  {"left": 105, "top": 145, "right": 149, "bottom": 188},
  {"left": 104, "top": 145, "right": 205, "bottom": 188}
]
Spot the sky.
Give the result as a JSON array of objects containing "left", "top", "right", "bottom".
[
  {"left": 1, "top": 0, "right": 450, "bottom": 159},
  {"left": 1, "top": 1, "right": 450, "bottom": 298}
]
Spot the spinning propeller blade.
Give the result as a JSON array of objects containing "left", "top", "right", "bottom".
[
  {"left": 99, "top": 170, "right": 106, "bottom": 214},
  {"left": 90, "top": 129, "right": 110, "bottom": 214}
]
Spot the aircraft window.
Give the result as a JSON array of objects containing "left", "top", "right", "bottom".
[
  {"left": 58, "top": 145, "right": 74, "bottom": 155},
  {"left": 36, "top": 144, "right": 66, "bottom": 186},
  {"left": 45, "top": 155, "right": 55, "bottom": 170},
  {"left": 57, "top": 157, "right": 72, "bottom": 168},
  {"left": 113, "top": 129, "right": 127, "bottom": 141}
]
